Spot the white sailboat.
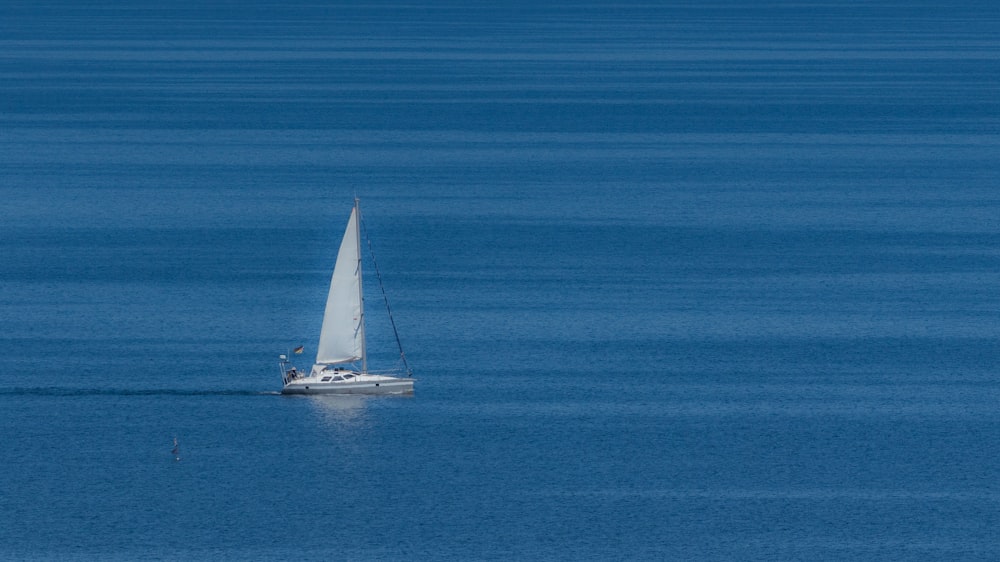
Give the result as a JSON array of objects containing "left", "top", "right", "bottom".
[{"left": 280, "top": 198, "right": 414, "bottom": 395}]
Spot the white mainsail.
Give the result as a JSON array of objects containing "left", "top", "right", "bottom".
[{"left": 314, "top": 204, "right": 365, "bottom": 366}]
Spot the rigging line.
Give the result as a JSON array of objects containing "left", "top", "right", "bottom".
[{"left": 360, "top": 213, "right": 413, "bottom": 377}]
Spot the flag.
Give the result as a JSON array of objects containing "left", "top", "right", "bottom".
[{"left": 293, "top": 346, "right": 304, "bottom": 354}]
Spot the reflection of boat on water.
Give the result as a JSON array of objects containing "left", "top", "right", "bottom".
[
  {"left": 308, "top": 394, "right": 369, "bottom": 425},
  {"left": 280, "top": 198, "right": 414, "bottom": 395}
]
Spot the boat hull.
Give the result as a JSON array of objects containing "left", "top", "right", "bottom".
[{"left": 281, "top": 377, "right": 414, "bottom": 395}]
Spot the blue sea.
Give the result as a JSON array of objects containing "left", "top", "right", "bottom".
[{"left": 2, "top": 1, "right": 1000, "bottom": 559}]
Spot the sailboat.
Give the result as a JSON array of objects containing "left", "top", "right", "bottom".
[{"left": 279, "top": 198, "right": 414, "bottom": 395}]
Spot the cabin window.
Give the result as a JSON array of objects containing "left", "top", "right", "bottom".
[
  {"left": 343, "top": 374, "right": 354, "bottom": 379},
  {"left": 321, "top": 376, "right": 332, "bottom": 382},
  {"left": 332, "top": 375, "right": 343, "bottom": 381}
]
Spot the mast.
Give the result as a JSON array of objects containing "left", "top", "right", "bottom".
[{"left": 355, "top": 197, "right": 367, "bottom": 373}]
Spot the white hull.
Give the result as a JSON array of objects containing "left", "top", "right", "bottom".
[{"left": 282, "top": 373, "right": 414, "bottom": 395}]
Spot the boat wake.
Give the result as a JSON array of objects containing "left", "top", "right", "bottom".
[{"left": 0, "top": 388, "right": 278, "bottom": 397}]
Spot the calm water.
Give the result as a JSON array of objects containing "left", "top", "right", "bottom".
[{"left": 2, "top": 1, "right": 1000, "bottom": 559}]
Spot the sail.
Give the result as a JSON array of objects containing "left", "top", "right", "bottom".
[{"left": 315, "top": 205, "right": 365, "bottom": 365}]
